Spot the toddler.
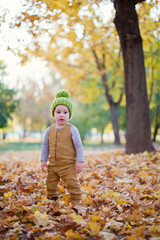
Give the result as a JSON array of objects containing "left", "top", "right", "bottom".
[{"left": 40, "top": 89, "right": 84, "bottom": 206}]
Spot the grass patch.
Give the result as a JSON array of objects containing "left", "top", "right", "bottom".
[
  {"left": 0, "top": 141, "right": 42, "bottom": 152},
  {"left": 0, "top": 140, "right": 125, "bottom": 152}
]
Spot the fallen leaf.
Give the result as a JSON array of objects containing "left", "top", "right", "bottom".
[{"left": 34, "top": 210, "right": 49, "bottom": 226}]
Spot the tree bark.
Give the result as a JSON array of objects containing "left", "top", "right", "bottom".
[{"left": 114, "top": 0, "right": 154, "bottom": 153}]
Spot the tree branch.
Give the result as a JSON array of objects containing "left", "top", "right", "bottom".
[
  {"left": 134, "top": 0, "right": 145, "bottom": 4},
  {"left": 92, "top": 48, "right": 101, "bottom": 71},
  {"left": 115, "top": 89, "right": 123, "bottom": 106}
]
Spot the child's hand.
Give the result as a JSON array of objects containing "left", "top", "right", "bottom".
[
  {"left": 41, "top": 161, "right": 48, "bottom": 173},
  {"left": 74, "top": 161, "right": 83, "bottom": 174}
]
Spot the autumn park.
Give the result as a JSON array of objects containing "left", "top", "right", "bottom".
[{"left": 0, "top": 0, "right": 160, "bottom": 239}]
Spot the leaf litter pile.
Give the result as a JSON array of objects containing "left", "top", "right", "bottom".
[{"left": 0, "top": 149, "right": 160, "bottom": 240}]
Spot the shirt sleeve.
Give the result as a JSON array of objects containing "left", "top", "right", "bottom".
[
  {"left": 71, "top": 125, "right": 84, "bottom": 162},
  {"left": 40, "top": 127, "right": 50, "bottom": 162}
]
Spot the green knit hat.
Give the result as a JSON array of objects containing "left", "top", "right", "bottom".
[{"left": 51, "top": 89, "right": 73, "bottom": 119}]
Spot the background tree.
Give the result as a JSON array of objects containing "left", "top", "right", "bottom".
[
  {"left": 2, "top": 0, "right": 159, "bottom": 149},
  {"left": 71, "top": 94, "right": 110, "bottom": 144},
  {"left": 16, "top": 79, "right": 56, "bottom": 138},
  {"left": 137, "top": 2, "right": 160, "bottom": 141},
  {"left": 10, "top": 0, "right": 124, "bottom": 145},
  {"left": 113, "top": 0, "right": 155, "bottom": 153},
  {"left": 0, "top": 82, "right": 19, "bottom": 139}
]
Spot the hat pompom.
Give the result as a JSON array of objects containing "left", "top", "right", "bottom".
[{"left": 56, "top": 89, "right": 70, "bottom": 99}]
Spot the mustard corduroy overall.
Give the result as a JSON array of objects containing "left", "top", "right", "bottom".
[{"left": 46, "top": 124, "right": 81, "bottom": 204}]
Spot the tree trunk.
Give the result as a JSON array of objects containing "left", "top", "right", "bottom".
[
  {"left": 2, "top": 132, "right": 7, "bottom": 140},
  {"left": 102, "top": 73, "right": 121, "bottom": 145},
  {"left": 100, "top": 130, "right": 104, "bottom": 144},
  {"left": 114, "top": 0, "right": 154, "bottom": 154},
  {"left": 110, "top": 102, "right": 120, "bottom": 145},
  {"left": 152, "top": 123, "right": 159, "bottom": 142},
  {"left": 152, "top": 105, "right": 160, "bottom": 142},
  {"left": 23, "top": 129, "right": 27, "bottom": 138}
]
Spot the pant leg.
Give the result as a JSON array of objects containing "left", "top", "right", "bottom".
[
  {"left": 59, "top": 167, "right": 81, "bottom": 205},
  {"left": 46, "top": 167, "right": 60, "bottom": 198}
]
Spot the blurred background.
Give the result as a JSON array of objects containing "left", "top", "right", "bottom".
[{"left": 0, "top": 0, "right": 159, "bottom": 151}]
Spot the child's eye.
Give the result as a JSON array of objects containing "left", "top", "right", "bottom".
[{"left": 64, "top": 112, "right": 67, "bottom": 114}]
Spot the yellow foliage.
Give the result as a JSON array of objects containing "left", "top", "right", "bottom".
[
  {"left": 58, "top": 185, "right": 65, "bottom": 193},
  {"left": 89, "top": 215, "right": 101, "bottom": 222},
  {"left": 139, "top": 171, "right": 148, "bottom": 177},
  {"left": 4, "top": 191, "right": 12, "bottom": 198},
  {"left": 71, "top": 213, "right": 85, "bottom": 225},
  {"left": 81, "top": 194, "right": 93, "bottom": 205},
  {"left": 82, "top": 185, "right": 94, "bottom": 194},
  {"left": 62, "top": 193, "right": 70, "bottom": 206},
  {"left": 145, "top": 209, "right": 156, "bottom": 214},
  {"left": 114, "top": 197, "right": 129, "bottom": 205},
  {"left": 149, "top": 225, "right": 160, "bottom": 234},
  {"left": 87, "top": 221, "right": 101, "bottom": 235},
  {"left": 53, "top": 235, "right": 62, "bottom": 239},
  {"left": 65, "top": 229, "right": 82, "bottom": 239},
  {"left": 102, "top": 189, "right": 117, "bottom": 199}
]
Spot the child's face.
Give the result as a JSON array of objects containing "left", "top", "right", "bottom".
[{"left": 54, "top": 105, "right": 70, "bottom": 127}]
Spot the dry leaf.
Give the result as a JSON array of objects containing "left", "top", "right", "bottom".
[{"left": 34, "top": 210, "right": 49, "bottom": 226}]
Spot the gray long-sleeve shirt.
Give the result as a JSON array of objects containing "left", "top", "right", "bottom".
[{"left": 40, "top": 124, "right": 84, "bottom": 162}]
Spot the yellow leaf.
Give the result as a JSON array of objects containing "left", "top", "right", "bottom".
[
  {"left": 58, "top": 185, "right": 65, "bottom": 193},
  {"left": 4, "top": 191, "right": 12, "bottom": 198},
  {"left": 34, "top": 210, "right": 49, "bottom": 226},
  {"left": 154, "top": 194, "right": 160, "bottom": 199},
  {"left": 149, "top": 225, "right": 160, "bottom": 234},
  {"left": 71, "top": 213, "right": 85, "bottom": 225},
  {"left": 53, "top": 235, "right": 62, "bottom": 239},
  {"left": 126, "top": 237, "right": 139, "bottom": 240},
  {"left": 65, "top": 229, "right": 82, "bottom": 239},
  {"left": 142, "top": 194, "right": 155, "bottom": 199},
  {"left": 37, "top": 202, "right": 43, "bottom": 206},
  {"left": 142, "top": 167, "right": 151, "bottom": 171},
  {"left": 82, "top": 185, "right": 94, "bottom": 194},
  {"left": 41, "top": 197, "right": 47, "bottom": 201},
  {"left": 89, "top": 215, "right": 101, "bottom": 222},
  {"left": 115, "top": 197, "right": 129, "bottom": 205},
  {"left": 81, "top": 194, "right": 93, "bottom": 205},
  {"left": 112, "top": 166, "right": 119, "bottom": 175},
  {"left": 127, "top": 224, "right": 133, "bottom": 230},
  {"left": 102, "top": 189, "right": 117, "bottom": 199},
  {"left": 88, "top": 221, "right": 101, "bottom": 235},
  {"left": 62, "top": 193, "right": 70, "bottom": 206},
  {"left": 139, "top": 171, "right": 148, "bottom": 177},
  {"left": 145, "top": 209, "right": 156, "bottom": 214}
]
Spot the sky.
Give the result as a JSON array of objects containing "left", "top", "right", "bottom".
[
  {"left": 0, "top": 0, "right": 114, "bottom": 89},
  {"left": 0, "top": 0, "right": 55, "bottom": 88}
]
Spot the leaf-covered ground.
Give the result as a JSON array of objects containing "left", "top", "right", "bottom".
[{"left": 0, "top": 149, "right": 160, "bottom": 240}]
